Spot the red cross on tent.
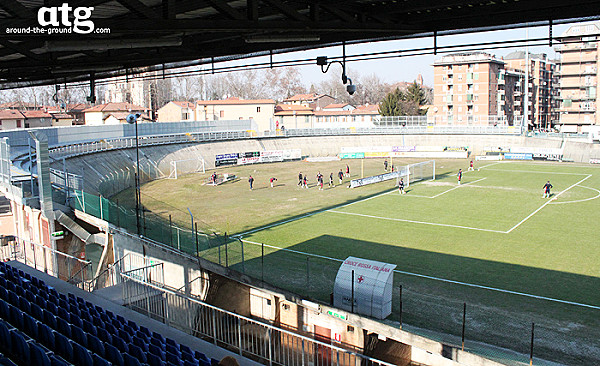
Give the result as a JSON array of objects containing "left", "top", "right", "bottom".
[{"left": 357, "top": 275, "right": 364, "bottom": 283}]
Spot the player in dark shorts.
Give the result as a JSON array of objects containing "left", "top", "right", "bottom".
[
  {"left": 468, "top": 160, "right": 474, "bottom": 171},
  {"left": 398, "top": 178, "right": 406, "bottom": 194},
  {"left": 298, "top": 172, "right": 303, "bottom": 186},
  {"left": 457, "top": 169, "right": 462, "bottom": 185},
  {"left": 329, "top": 172, "right": 334, "bottom": 187},
  {"left": 338, "top": 169, "right": 344, "bottom": 184},
  {"left": 345, "top": 164, "right": 350, "bottom": 177},
  {"left": 384, "top": 159, "right": 388, "bottom": 171},
  {"left": 248, "top": 175, "right": 254, "bottom": 190},
  {"left": 270, "top": 177, "right": 277, "bottom": 188},
  {"left": 543, "top": 181, "right": 553, "bottom": 198},
  {"left": 303, "top": 176, "right": 308, "bottom": 188}
]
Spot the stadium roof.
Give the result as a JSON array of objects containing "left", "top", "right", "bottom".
[{"left": 1, "top": 0, "right": 600, "bottom": 89}]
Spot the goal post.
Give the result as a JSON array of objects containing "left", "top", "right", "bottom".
[
  {"left": 168, "top": 157, "right": 206, "bottom": 179},
  {"left": 397, "top": 160, "right": 436, "bottom": 187}
]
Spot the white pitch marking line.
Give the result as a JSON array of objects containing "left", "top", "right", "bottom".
[
  {"left": 430, "top": 177, "right": 487, "bottom": 198},
  {"left": 483, "top": 168, "right": 590, "bottom": 176},
  {"left": 240, "top": 238, "right": 600, "bottom": 310},
  {"left": 327, "top": 210, "right": 506, "bottom": 233},
  {"left": 549, "top": 185, "right": 600, "bottom": 205},
  {"left": 506, "top": 174, "right": 592, "bottom": 233}
]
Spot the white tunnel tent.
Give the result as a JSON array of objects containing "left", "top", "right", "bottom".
[{"left": 333, "top": 257, "right": 396, "bottom": 319}]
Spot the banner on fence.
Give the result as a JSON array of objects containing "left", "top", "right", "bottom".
[
  {"left": 590, "top": 158, "right": 600, "bottom": 164},
  {"left": 475, "top": 155, "right": 503, "bottom": 161},
  {"left": 504, "top": 153, "right": 533, "bottom": 160},
  {"left": 339, "top": 152, "right": 365, "bottom": 159}
]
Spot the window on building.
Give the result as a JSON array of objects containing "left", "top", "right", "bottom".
[
  {"left": 563, "top": 99, "right": 572, "bottom": 108},
  {"left": 182, "top": 112, "right": 189, "bottom": 120},
  {"left": 16, "top": 120, "right": 21, "bottom": 128},
  {"left": 257, "top": 107, "right": 261, "bottom": 112},
  {"left": 219, "top": 110, "right": 224, "bottom": 118},
  {"left": 305, "top": 116, "right": 309, "bottom": 124}
]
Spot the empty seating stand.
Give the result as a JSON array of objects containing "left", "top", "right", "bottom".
[{"left": 0, "top": 261, "right": 218, "bottom": 366}]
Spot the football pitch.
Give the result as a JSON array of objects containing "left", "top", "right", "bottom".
[{"left": 134, "top": 159, "right": 600, "bottom": 365}]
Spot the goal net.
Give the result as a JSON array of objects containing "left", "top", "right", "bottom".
[
  {"left": 168, "top": 158, "right": 206, "bottom": 179},
  {"left": 397, "top": 160, "right": 436, "bottom": 187}
]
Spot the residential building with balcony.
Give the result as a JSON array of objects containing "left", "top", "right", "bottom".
[
  {"left": 432, "top": 52, "right": 520, "bottom": 125},
  {"left": 504, "top": 51, "right": 558, "bottom": 130},
  {"left": 556, "top": 21, "right": 600, "bottom": 132}
]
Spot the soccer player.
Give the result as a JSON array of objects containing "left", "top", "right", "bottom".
[
  {"left": 384, "top": 159, "right": 388, "bottom": 171},
  {"left": 345, "top": 164, "right": 350, "bottom": 177},
  {"left": 329, "top": 172, "right": 334, "bottom": 187},
  {"left": 338, "top": 169, "right": 344, "bottom": 185},
  {"left": 543, "top": 181, "right": 553, "bottom": 198},
  {"left": 457, "top": 169, "right": 462, "bottom": 185},
  {"left": 270, "top": 177, "right": 277, "bottom": 188},
  {"left": 248, "top": 175, "right": 254, "bottom": 190},
  {"left": 303, "top": 175, "right": 308, "bottom": 188},
  {"left": 298, "top": 172, "right": 303, "bottom": 187},
  {"left": 468, "top": 160, "right": 474, "bottom": 171},
  {"left": 318, "top": 175, "right": 324, "bottom": 190},
  {"left": 398, "top": 178, "right": 405, "bottom": 194}
]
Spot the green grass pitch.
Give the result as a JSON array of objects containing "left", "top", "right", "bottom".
[{"left": 131, "top": 158, "right": 600, "bottom": 365}]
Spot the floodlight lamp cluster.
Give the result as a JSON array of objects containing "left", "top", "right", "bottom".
[{"left": 316, "top": 56, "right": 356, "bottom": 95}]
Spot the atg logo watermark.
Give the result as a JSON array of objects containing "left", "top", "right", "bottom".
[
  {"left": 38, "top": 3, "right": 95, "bottom": 34},
  {"left": 5, "top": 3, "right": 110, "bottom": 35}
]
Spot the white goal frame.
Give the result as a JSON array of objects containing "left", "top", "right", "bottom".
[
  {"left": 397, "top": 160, "right": 436, "bottom": 187},
  {"left": 168, "top": 158, "right": 206, "bottom": 179}
]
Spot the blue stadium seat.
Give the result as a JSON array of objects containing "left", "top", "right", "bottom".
[
  {"left": 184, "top": 359, "right": 200, "bottom": 366},
  {"left": 29, "top": 341, "right": 51, "bottom": 366},
  {"left": 87, "top": 334, "right": 105, "bottom": 358},
  {"left": 139, "top": 326, "right": 151, "bottom": 338},
  {"left": 194, "top": 351, "right": 211, "bottom": 366},
  {"left": 149, "top": 343, "right": 166, "bottom": 360},
  {"left": 45, "top": 301, "right": 58, "bottom": 314},
  {"left": 4, "top": 282, "right": 15, "bottom": 294},
  {"left": 57, "top": 307, "right": 69, "bottom": 321},
  {"left": 124, "top": 353, "right": 143, "bottom": 366},
  {"left": 105, "top": 343, "right": 125, "bottom": 366},
  {"left": 49, "top": 354, "right": 70, "bottom": 366},
  {"left": 10, "top": 330, "right": 30, "bottom": 365},
  {"left": 119, "top": 328, "right": 133, "bottom": 343},
  {"left": 96, "top": 327, "right": 112, "bottom": 344},
  {"left": 24, "top": 290, "right": 36, "bottom": 304},
  {"left": 116, "top": 315, "right": 126, "bottom": 324},
  {"left": 166, "top": 351, "right": 183, "bottom": 366},
  {"left": 7, "top": 292, "right": 18, "bottom": 307},
  {"left": 112, "top": 318, "right": 123, "bottom": 330},
  {"left": 58, "top": 298, "right": 69, "bottom": 310},
  {"left": 0, "top": 288, "right": 7, "bottom": 301},
  {"left": 0, "top": 355, "right": 18, "bottom": 366},
  {"left": 34, "top": 294, "right": 46, "bottom": 308},
  {"left": 30, "top": 302, "right": 44, "bottom": 322},
  {"left": 105, "top": 310, "right": 115, "bottom": 319},
  {"left": 18, "top": 296, "right": 31, "bottom": 315},
  {"left": 132, "top": 336, "right": 149, "bottom": 352},
  {"left": 71, "top": 325, "right": 88, "bottom": 347},
  {"left": 42, "top": 309, "right": 57, "bottom": 330},
  {"left": 150, "top": 336, "right": 166, "bottom": 351},
  {"left": 128, "top": 343, "right": 147, "bottom": 363},
  {"left": 0, "top": 300, "right": 9, "bottom": 320},
  {"left": 0, "top": 321, "right": 12, "bottom": 354},
  {"left": 56, "top": 317, "right": 71, "bottom": 338},
  {"left": 83, "top": 319, "right": 97, "bottom": 336},
  {"left": 127, "top": 320, "right": 139, "bottom": 331},
  {"left": 53, "top": 332, "right": 74, "bottom": 363},
  {"left": 70, "top": 314, "right": 83, "bottom": 329},
  {"left": 72, "top": 340, "right": 94, "bottom": 366},
  {"left": 8, "top": 305, "right": 23, "bottom": 329},
  {"left": 37, "top": 323, "right": 55, "bottom": 349},
  {"left": 166, "top": 337, "right": 179, "bottom": 350},
  {"left": 93, "top": 354, "right": 112, "bottom": 366},
  {"left": 180, "top": 344, "right": 193, "bottom": 356},
  {"left": 167, "top": 343, "right": 181, "bottom": 357},
  {"left": 181, "top": 351, "right": 196, "bottom": 364},
  {"left": 104, "top": 322, "right": 117, "bottom": 335},
  {"left": 112, "top": 335, "right": 129, "bottom": 353},
  {"left": 23, "top": 313, "right": 39, "bottom": 338},
  {"left": 92, "top": 315, "right": 104, "bottom": 328},
  {"left": 147, "top": 352, "right": 165, "bottom": 366}
]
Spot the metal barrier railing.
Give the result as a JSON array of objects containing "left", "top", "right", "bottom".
[
  {"left": 1, "top": 237, "right": 93, "bottom": 291},
  {"left": 120, "top": 271, "right": 395, "bottom": 366}
]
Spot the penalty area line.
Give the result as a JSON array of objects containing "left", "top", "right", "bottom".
[
  {"left": 240, "top": 239, "right": 600, "bottom": 310},
  {"left": 506, "top": 174, "right": 592, "bottom": 233},
  {"left": 327, "top": 210, "right": 506, "bottom": 233}
]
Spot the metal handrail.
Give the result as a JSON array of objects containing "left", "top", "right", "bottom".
[{"left": 120, "top": 271, "right": 396, "bottom": 366}]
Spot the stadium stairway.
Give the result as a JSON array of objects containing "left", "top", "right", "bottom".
[{"left": 0, "top": 260, "right": 260, "bottom": 366}]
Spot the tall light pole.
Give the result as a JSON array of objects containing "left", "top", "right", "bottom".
[{"left": 126, "top": 113, "right": 142, "bottom": 235}]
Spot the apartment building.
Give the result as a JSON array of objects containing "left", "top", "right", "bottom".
[
  {"left": 504, "top": 51, "right": 558, "bottom": 129},
  {"left": 432, "top": 52, "right": 520, "bottom": 125},
  {"left": 556, "top": 22, "right": 600, "bottom": 132}
]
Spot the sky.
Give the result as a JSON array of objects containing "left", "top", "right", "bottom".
[{"left": 218, "top": 22, "right": 578, "bottom": 88}]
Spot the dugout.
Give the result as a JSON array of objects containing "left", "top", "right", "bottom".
[{"left": 333, "top": 257, "right": 396, "bottom": 319}]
